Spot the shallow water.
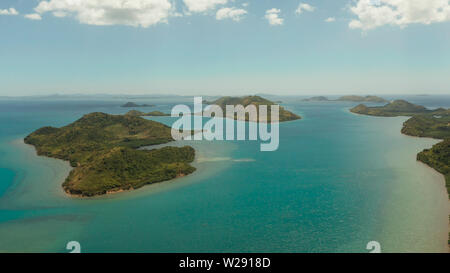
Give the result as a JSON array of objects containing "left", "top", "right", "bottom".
[{"left": 0, "top": 96, "right": 448, "bottom": 253}]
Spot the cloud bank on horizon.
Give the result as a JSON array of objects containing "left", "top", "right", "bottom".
[{"left": 1, "top": 0, "right": 449, "bottom": 30}]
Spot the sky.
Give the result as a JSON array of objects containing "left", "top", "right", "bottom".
[{"left": 0, "top": 0, "right": 449, "bottom": 96}]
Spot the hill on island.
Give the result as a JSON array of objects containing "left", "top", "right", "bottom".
[
  {"left": 204, "top": 96, "right": 301, "bottom": 122},
  {"left": 350, "top": 100, "right": 430, "bottom": 117},
  {"left": 337, "top": 95, "right": 389, "bottom": 103},
  {"left": 121, "top": 102, "right": 155, "bottom": 108},
  {"left": 301, "top": 95, "right": 388, "bottom": 103},
  {"left": 125, "top": 110, "right": 170, "bottom": 117},
  {"left": 24, "top": 113, "right": 195, "bottom": 197},
  {"left": 301, "top": 96, "right": 330, "bottom": 102},
  {"left": 401, "top": 109, "right": 450, "bottom": 139}
]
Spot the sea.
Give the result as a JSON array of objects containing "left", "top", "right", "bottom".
[{"left": 0, "top": 95, "right": 448, "bottom": 253}]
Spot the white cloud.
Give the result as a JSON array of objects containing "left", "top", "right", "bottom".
[
  {"left": 52, "top": 11, "right": 67, "bottom": 18},
  {"left": 216, "top": 7, "right": 247, "bottom": 21},
  {"left": 325, "top": 17, "right": 336, "bottom": 22},
  {"left": 265, "top": 8, "right": 283, "bottom": 26},
  {"left": 25, "top": 13, "right": 42, "bottom": 20},
  {"left": 349, "top": 0, "right": 450, "bottom": 30},
  {"left": 33, "top": 0, "right": 173, "bottom": 28},
  {"left": 295, "top": 3, "right": 315, "bottom": 14},
  {"left": 183, "top": 0, "right": 227, "bottom": 13},
  {"left": 0, "top": 8, "right": 19, "bottom": 15}
]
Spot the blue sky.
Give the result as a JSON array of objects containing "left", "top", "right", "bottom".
[{"left": 0, "top": 0, "right": 449, "bottom": 96}]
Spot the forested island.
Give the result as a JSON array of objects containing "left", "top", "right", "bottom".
[
  {"left": 205, "top": 96, "right": 301, "bottom": 122},
  {"left": 24, "top": 113, "right": 195, "bottom": 197},
  {"left": 301, "top": 96, "right": 330, "bottom": 102},
  {"left": 121, "top": 102, "right": 155, "bottom": 108},
  {"left": 301, "top": 95, "right": 388, "bottom": 103},
  {"left": 126, "top": 110, "right": 170, "bottom": 117},
  {"left": 350, "top": 100, "right": 430, "bottom": 116},
  {"left": 337, "top": 95, "right": 389, "bottom": 103}
]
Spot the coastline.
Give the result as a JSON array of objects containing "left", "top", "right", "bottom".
[
  {"left": 416, "top": 160, "right": 450, "bottom": 252},
  {"left": 20, "top": 134, "right": 198, "bottom": 198},
  {"left": 350, "top": 109, "right": 450, "bottom": 251},
  {"left": 64, "top": 172, "right": 189, "bottom": 198},
  {"left": 0, "top": 138, "right": 74, "bottom": 210},
  {"left": 10, "top": 135, "right": 236, "bottom": 203},
  {"left": 0, "top": 101, "right": 448, "bottom": 252},
  {"left": 16, "top": 139, "right": 74, "bottom": 199}
]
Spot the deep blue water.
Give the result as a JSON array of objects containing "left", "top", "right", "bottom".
[{"left": 0, "top": 95, "right": 448, "bottom": 253}]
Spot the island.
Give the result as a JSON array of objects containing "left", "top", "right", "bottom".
[
  {"left": 350, "top": 100, "right": 430, "bottom": 116},
  {"left": 301, "top": 95, "right": 388, "bottom": 103},
  {"left": 204, "top": 96, "right": 301, "bottom": 122},
  {"left": 121, "top": 102, "right": 155, "bottom": 108},
  {"left": 401, "top": 108, "right": 450, "bottom": 139},
  {"left": 301, "top": 96, "right": 330, "bottom": 102},
  {"left": 337, "top": 95, "right": 389, "bottom": 103},
  {"left": 125, "top": 110, "right": 170, "bottom": 117},
  {"left": 24, "top": 112, "right": 195, "bottom": 197}
]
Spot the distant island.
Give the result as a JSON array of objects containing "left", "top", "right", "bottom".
[
  {"left": 350, "top": 101, "right": 449, "bottom": 199},
  {"left": 350, "top": 100, "right": 430, "bottom": 116},
  {"left": 337, "top": 95, "right": 389, "bottom": 103},
  {"left": 301, "top": 95, "right": 389, "bottom": 103},
  {"left": 204, "top": 96, "right": 301, "bottom": 122},
  {"left": 121, "top": 102, "right": 155, "bottom": 108},
  {"left": 125, "top": 110, "right": 170, "bottom": 117},
  {"left": 24, "top": 113, "right": 195, "bottom": 197},
  {"left": 301, "top": 96, "right": 330, "bottom": 102}
]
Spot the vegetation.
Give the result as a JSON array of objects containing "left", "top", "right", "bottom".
[
  {"left": 205, "top": 95, "right": 301, "bottom": 122},
  {"left": 121, "top": 102, "right": 154, "bottom": 108},
  {"left": 24, "top": 112, "right": 195, "bottom": 197},
  {"left": 337, "top": 95, "right": 389, "bottom": 103},
  {"left": 401, "top": 109, "right": 450, "bottom": 198},
  {"left": 125, "top": 110, "right": 170, "bottom": 117},
  {"left": 350, "top": 100, "right": 430, "bottom": 116},
  {"left": 401, "top": 109, "right": 450, "bottom": 139},
  {"left": 417, "top": 139, "right": 450, "bottom": 198}
]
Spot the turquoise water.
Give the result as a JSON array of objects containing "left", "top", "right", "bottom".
[
  {"left": 0, "top": 169, "right": 14, "bottom": 197},
  {"left": 0, "top": 96, "right": 448, "bottom": 253}
]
